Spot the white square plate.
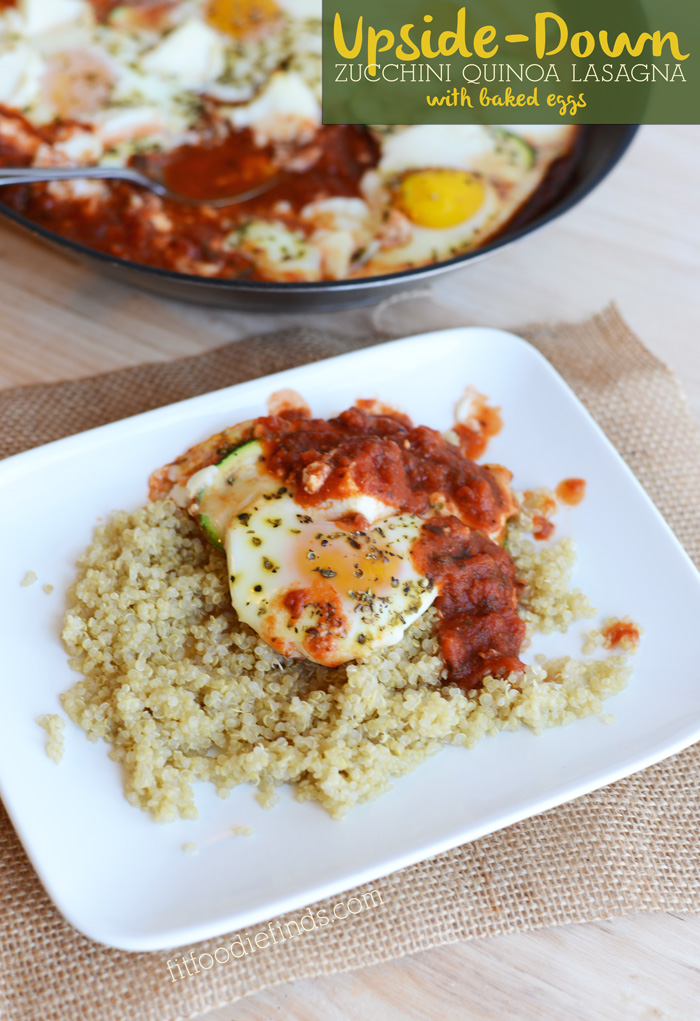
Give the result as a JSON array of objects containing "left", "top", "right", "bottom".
[{"left": 2, "top": 327, "right": 700, "bottom": 952}]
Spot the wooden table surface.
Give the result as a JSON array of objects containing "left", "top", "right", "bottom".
[{"left": 2, "top": 125, "right": 699, "bottom": 1021}]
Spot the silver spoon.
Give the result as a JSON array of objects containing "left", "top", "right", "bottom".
[{"left": 0, "top": 164, "right": 280, "bottom": 207}]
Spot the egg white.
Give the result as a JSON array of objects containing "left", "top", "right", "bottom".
[
  {"left": 376, "top": 124, "right": 497, "bottom": 177},
  {"left": 499, "top": 123, "right": 578, "bottom": 149},
  {"left": 226, "top": 69, "right": 321, "bottom": 147},
  {"left": 19, "top": 0, "right": 89, "bottom": 37},
  {"left": 276, "top": 0, "right": 322, "bottom": 18}
]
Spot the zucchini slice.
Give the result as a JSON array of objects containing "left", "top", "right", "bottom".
[
  {"left": 189, "top": 440, "right": 274, "bottom": 548},
  {"left": 491, "top": 129, "right": 536, "bottom": 170}
]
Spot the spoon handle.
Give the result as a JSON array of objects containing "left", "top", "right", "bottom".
[
  {"left": 0, "top": 164, "right": 279, "bottom": 206},
  {"left": 0, "top": 165, "right": 158, "bottom": 189}
]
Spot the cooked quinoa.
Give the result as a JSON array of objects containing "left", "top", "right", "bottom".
[
  {"left": 60, "top": 499, "right": 633, "bottom": 821},
  {"left": 36, "top": 713, "right": 65, "bottom": 763},
  {"left": 505, "top": 492, "right": 596, "bottom": 635}
]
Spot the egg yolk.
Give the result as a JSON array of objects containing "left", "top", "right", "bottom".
[
  {"left": 397, "top": 170, "right": 485, "bottom": 229},
  {"left": 294, "top": 528, "right": 403, "bottom": 600},
  {"left": 207, "top": 0, "right": 281, "bottom": 38}
]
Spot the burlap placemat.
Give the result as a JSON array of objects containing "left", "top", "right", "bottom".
[{"left": 2, "top": 305, "right": 700, "bottom": 1021}]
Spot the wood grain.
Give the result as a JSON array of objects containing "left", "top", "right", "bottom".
[{"left": 1, "top": 125, "right": 699, "bottom": 1021}]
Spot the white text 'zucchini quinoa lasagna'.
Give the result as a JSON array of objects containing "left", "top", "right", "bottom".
[
  {"left": 59, "top": 390, "right": 641, "bottom": 820},
  {"left": 0, "top": 0, "right": 580, "bottom": 281}
]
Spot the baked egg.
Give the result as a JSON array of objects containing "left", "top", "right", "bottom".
[
  {"left": 226, "top": 500, "right": 436, "bottom": 666},
  {"left": 184, "top": 436, "right": 436, "bottom": 666}
]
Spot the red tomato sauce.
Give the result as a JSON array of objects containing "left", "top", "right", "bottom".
[
  {"left": 454, "top": 399, "right": 503, "bottom": 461},
  {"left": 0, "top": 105, "right": 378, "bottom": 279},
  {"left": 159, "top": 132, "right": 278, "bottom": 204},
  {"left": 88, "top": 0, "right": 124, "bottom": 18},
  {"left": 251, "top": 406, "right": 524, "bottom": 689},
  {"left": 412, "top": 517, "right": 525, "bottom": 688},
  {"left": 281, "top": 585, "right": 345, "bottom": 664},
  {"left": 602, "top": 620, "right": 641, "bottom": 650},
  {"left": 255, "top": 406, "right": 513, "bottom": 536},
  {"left": 532, "top": 515, "right": 555, "bottom": 541},
  {"left": 556, "top": 477, "right": 587, "bottom": 505},
  {"left": 149, "top": 122, "right": 378, "bottom": 214}
]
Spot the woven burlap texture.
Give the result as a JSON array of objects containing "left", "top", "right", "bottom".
[{"left": 1, "top": 306, "right": 700, "bottom": 1021}]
